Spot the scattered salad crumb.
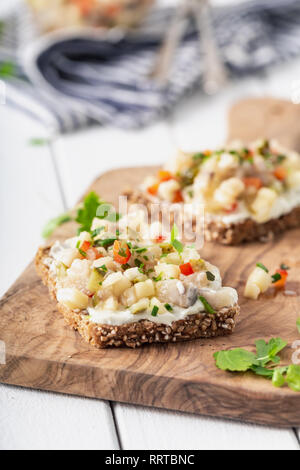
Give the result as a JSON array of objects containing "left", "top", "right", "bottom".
[{"left": 244, "top": 262, "right": 290, "bottom": 299}]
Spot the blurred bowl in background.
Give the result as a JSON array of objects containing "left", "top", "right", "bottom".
[{"left": 27, "top": 0, "right": 156, "bottom": 32}]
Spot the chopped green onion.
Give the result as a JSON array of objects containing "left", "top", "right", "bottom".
[
  {"left": 153, "top": 273, "right": 163, "bottom": 282},
  {"left": 199, "top": 296, "right": 216, "bottom": 315},
  {"left": 78, "top": 248, "right": 87, "bottom": 258},
  {"left": 97, "top": 265, "right": 107, "bottom": 273},
  {"left": 272, "top": 273, "right": 282, "bottom": 283},
  {"left": 256, "top": 262, "right": 269, "bottom": 273},
  {"left": 151, "top": 306, "right": 159, "bottom": 317},
  {"left": 91, "top": 226, "right": 105, "bottom": 238},
  {"left": 94, "top": 238, "right": 116, "bottom": 248},
  {"left": 206, "top": 271, "right": 215, "bottom": 282},
  {"left": 280, "top": 263, "right": 290, "bottom": 271},
  {"left": 164, "top": 304, "right": 173, "bottom": 312}
]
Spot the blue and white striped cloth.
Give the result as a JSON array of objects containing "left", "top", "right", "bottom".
[{"left": 1, "top": 0, "right": 300, "bottom": 133}]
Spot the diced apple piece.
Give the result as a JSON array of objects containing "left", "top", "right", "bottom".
[
  {"left": 55, "top": 248, "right": 79, "bottom": 268},
  {"left": 251, "top": 188, "right": 277, "bottom": 223},
  {"left": 158, "top": 180, "right": 180, "bottom": 202},
  {"left": 121, "top": 286, "right": 137, "bottom": 307},
  {"left": 287, "top": 170, "right": 300, "bottom": 189},
  {"left": 134, "top": 279, "right": 155, "bottom": 300},
  {"left": 124, "top": 267, "right": 147, "bottom": 283},
  {"left": 214, "top": 177, "right": 245, "bottom": 207},
  {"left": 87, "top": 268, "right": 104, "bottom": 293},
  {"left": 154, "top": 263, "right": 180, "bottom": 280},
  {"left": 57, "top": 288, "right": 89, "bottom": 310},
  {"left": 182, "top": 248, "right": 201, "bottom": 263},
  {"left": 102, "top": 272, "right": 123, "bottom": 288},
  {"left": 244, "top": 266, "right": 272, "bottom": 299},
  {"left": 56, "top": 262, "right": 67, "bottom": 280},
  {"left": 103, "top": 296, "right": 119, "bottom": 311},
  {"left": 78, "top": 231, "right": 92, "bottom": 243},
  {"left": 113, "top": 276, "right": 132, "bottom": 297},
  {"left": 149, "top": 297, "right": 167, "bottom": 315},
  {"left": 130, "top": 298, "right": 149, "bottom": 314},
  {"left": 244, "top": 282, "right": 261, "bottom": 300},
  {"left": 163, "top": 252, "right": 182, "bottom": 265},
  {"left": 248, "top": 267, "right": 272, "bottom": 293},
  {"left": 93, "top": 256, "right": 115, "bottom": 271}
]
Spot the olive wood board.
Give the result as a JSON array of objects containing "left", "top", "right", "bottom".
[{"left": 1, "top": 98, "right": 300, "bottom": 427}]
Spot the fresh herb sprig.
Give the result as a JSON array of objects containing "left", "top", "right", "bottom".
[
  {"left": 42, "top": 191, "right": 121, "bottom": 239},
  {"left": 214, "top": 338, "right": 300, "bottom": 392}
]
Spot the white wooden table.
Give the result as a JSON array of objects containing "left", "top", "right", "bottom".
[{"left": 0, "top": 0, "right": 300, "bottom": 451}]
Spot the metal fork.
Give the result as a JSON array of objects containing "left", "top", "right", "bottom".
[
  {"left": 191, "top": 0, "right": 227, "bottom": 94},
  {"left": 149, "top": 0, "right": 227, "bottom": 93}
]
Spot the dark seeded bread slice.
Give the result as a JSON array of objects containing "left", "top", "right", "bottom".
[
  {"left": 35, "top": 246, "right": 240, "bottom": 349},
  {"left": 123, "top": 188, "right": 300, "bottom": 245}
]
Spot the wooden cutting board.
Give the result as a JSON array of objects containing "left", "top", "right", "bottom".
[{"left": 1, "top": 98, "right": 300, "bottom": 427}]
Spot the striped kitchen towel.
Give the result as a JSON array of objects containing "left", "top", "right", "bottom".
[{"left": 1, "top": 0, "right": 300, "bottom": 133}]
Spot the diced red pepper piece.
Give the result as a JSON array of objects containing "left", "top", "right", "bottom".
[
  {"left": 147, "top": 183, "right": 159, "bottom": 196},
  {"left": 158, "top": 170, "right": 173, "bottom": 182},
  {"left": 113, "top": 240, "right": 131, "bottom": 264},
  {"left": 179, "top": 262, "right": 194, "bottom": 276},
  {"left": 173, "top": 189, "right": 184, "bottom": 203},
  {"left": 273, "top": 269, "right": 288, "bottom": 288},
  {"left": 155, "top": 235, "right": 166, "bottom": 244},
  {"left": 224, "top": 202, "right": 238, "bottom": 214},
  {"left": 79, "top": 241, "right": 102, "bottom": 260},
  {"left": 243, "top": 177, "right": 263, "bottom": 190},
  {"left": 273, "top": 166, "right": 287, "bottom": 181}
]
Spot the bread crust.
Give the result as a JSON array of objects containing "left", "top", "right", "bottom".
[
  {"left": 123, "top": 188, "right": 300, "bottom": 245},
  {"left": 35, "top": 246, "right": 240, "bottom": 349}
]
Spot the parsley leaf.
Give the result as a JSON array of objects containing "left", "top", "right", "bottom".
[
  {"left": 214, "top": 349, "right": 258, "bottom": 372},
  {"left": 286, "top": 365, "right": 300, "bottom": 392},
  {"left": 76, "top": 192, "right": 101, "bottom": 233},
  {"left": 214, "top": 338, "right": 300, "bottom": 393},
  {"left": 272, "top": 369, "right": 286, "bottom": 388},
  {"left": 255, "top": 338, "right": 287, "bottom": 367}
]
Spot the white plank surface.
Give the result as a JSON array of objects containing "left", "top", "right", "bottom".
[
  {"left": 114, "top": 404, "right": 299, "bottom": 451},
  {"left": 0, "top": 107, "right": 62, "bottom": 297},
  {"left": 0, "top": 385, "right": 119, "bottom": 450}
]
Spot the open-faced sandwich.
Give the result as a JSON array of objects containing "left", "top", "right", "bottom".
[
  {"left": 36, "top": 213, "right": 239, "bottom": 349},
  {"left": 126, "top": 139, "right": 300, "bottom": 244}
]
